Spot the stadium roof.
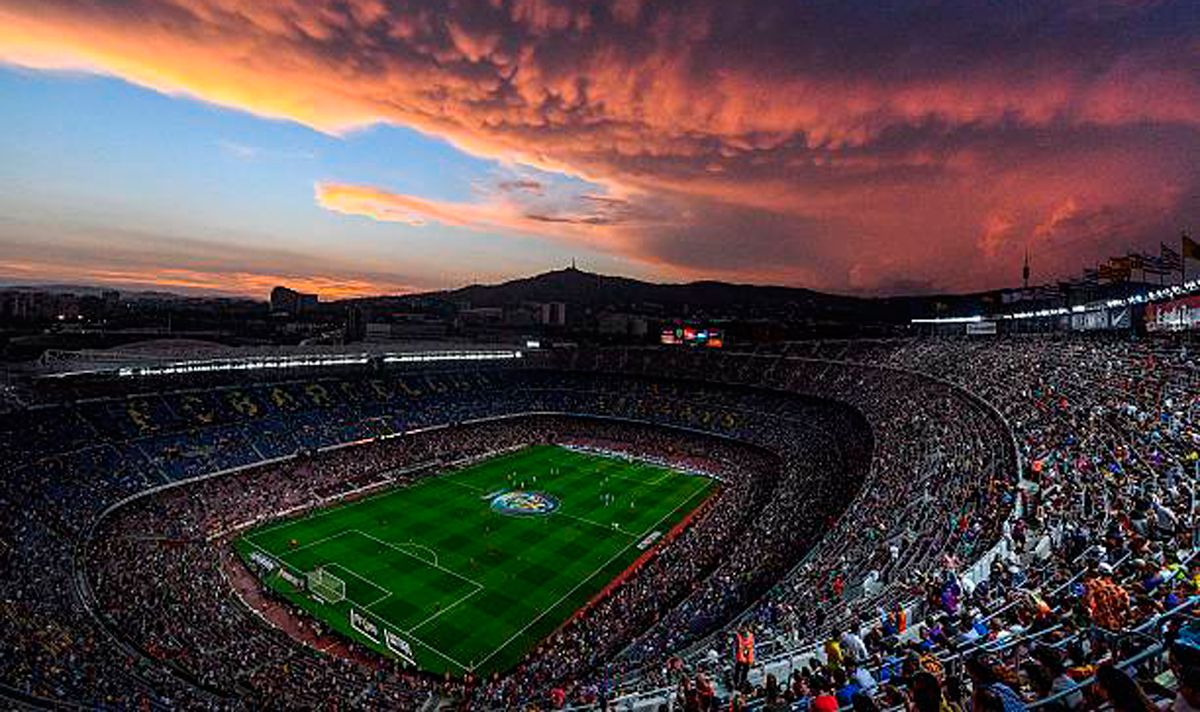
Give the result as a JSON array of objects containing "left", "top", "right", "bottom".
[{"left": 33, "top": 338, "right": 527, "bottom": 378}]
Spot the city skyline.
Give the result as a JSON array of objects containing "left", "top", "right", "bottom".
[{"left": 1, "top": 1, "right": 1196, "bottom": 298}]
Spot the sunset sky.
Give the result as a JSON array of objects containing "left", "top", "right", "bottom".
[{"left": 0, "top": 0, "right": 1196, "bottom": 298}]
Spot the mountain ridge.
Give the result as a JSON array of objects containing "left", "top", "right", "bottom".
[{"left": 341, "top": 266, "right": 881, "bottom": 311}]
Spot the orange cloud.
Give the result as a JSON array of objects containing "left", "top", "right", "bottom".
[
  {"left": 1, "top": 0, "right": 1196, "bottom": 292},
  {"left": 4, "top": 2, "right": 1192, "bottom": 165},
  {"left": 0, "top": 258, "right": 414, "bottom": 299},
  {"left": 315, "top": 183, "right": 555, "bottom": 232},
  {"left": 314, "top": 180, "right": 660, "bottom": 254}
]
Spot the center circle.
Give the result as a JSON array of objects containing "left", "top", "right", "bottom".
[{"left": 490, "top": 490, "right": 560, "bottom": 516}]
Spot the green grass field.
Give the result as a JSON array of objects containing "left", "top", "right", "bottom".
[{"left": 234, "top": 444, "right": 715, "bottom": 676}]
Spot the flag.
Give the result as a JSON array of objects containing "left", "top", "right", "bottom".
[
  {"left": 1082, "top": 268, "right": 1100, "bottom": 285},
  {"left": 1183, "top": 232, "right": 1200, "bottom": 261},
  {"left": 1161, "top": 243, "right": 1182, "bottom": 271}
]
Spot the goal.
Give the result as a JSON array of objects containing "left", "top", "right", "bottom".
[{"left": 306, "top": 567, "right": 346, "bottom": 603}]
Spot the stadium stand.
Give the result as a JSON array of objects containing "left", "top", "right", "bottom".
[{"left": 0, "top": 338, "right": 1195, "bottom": 710}]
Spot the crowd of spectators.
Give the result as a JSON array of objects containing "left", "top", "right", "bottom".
[
  {"left": 0, "top": 365, "right": 871, "bottom": 708},
  {"left": 0, "top": 337, "right": 1194, "bottom": 711},
  {"left": 631, "top": 337, "right": 1197, "bottom": 712}
]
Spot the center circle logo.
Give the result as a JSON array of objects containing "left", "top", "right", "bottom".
[{"left": 490, "top": 490, "right": 560, "bottom": 516}]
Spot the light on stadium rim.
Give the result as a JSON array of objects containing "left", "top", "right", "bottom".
[
  {"left": 911, "top": 278, "right": 1200, "bottom": 325},
  {"left": 114, "top": 349, "right": 523, "bottom": 378}
]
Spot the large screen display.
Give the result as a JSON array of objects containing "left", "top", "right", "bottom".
[{"left": 661, "top": 327, "right": 723, "bottom": 347}]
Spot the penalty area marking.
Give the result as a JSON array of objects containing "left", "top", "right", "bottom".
[
  {"left": 243, "top": 453, "right": 706, "bottom": 675},
  {"left": 351, "top": 529, "right": 484, "bottom": 590},
  {"left": 242, "top": 534, "right": 473, "bottom": 673},
  {"left": 395, "top": 541, "right": 440, "bottom": 567},
  {"left": 323, "top": 562, "right": 391, "bottom": 608},
  {"left": 313, "top": 557, "right": 476, "bottom": 674},
  {"left": 409, "top": 586, "right": 484, "bottom": 633},
  {"left": 271, "top": 529, "right": 356, "bottom": 559}
]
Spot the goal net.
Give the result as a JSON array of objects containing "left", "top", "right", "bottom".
[{"left": 306, "top": 567, "right": 346, "bottom": 603}]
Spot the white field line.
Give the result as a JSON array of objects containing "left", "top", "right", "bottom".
[
  {"left": 316, "top": 553, "right": 477, "bottom": 674},
  {"left": 351, "top": 530, "right": 485, "bottom": 590},
  {"left": 363, "top": 591, "right": 392, "bottom": 609},
  {"left": 247, "top": 448, "right": 707, "bottom": 675},
  {"left": 556, "top": 510, "right": 636, "bottom": 538},
  {"left": 221, "top": 445, "right": 536, "bottom": 543},
  {"left": 558, "top": 445, "right": 694, "bottom": 486},
  {"left": 471, "top": 483, "right": 702, "bottom": 670},
  {"left": 242, "top": 538, "right": 311, "bottom": 581},
  {"left": 404, "top": 630, "right": 474, "bottom": 673},
  {"left": 324, "top": 562, "right": 391, "bottom": 606},
  {"left": 274, "top": 529, "right": 355, "bottom": 559},
  {"left": 216, "top": 476, "right": 396, "bottom": 541},
  {"left": 410, "top": 586, "right": 484, "bottom": 633},
  {"left": 396, "top": 541, "right": 441, "bottom": 567},
  {"left": 349, "top": 592, "right": 475, "bottom": 673},
  {"left": 593, "top": 461, "right": 668, "bottom": 488},
  {"left": 444, "top": 478, "right": 485, "bottom": 493},
  {"left": 641, "top": 464, "right": 675, "bottom": 486},
  {"left": 235, "top": 536, "right": 473, "bottom": 668}
]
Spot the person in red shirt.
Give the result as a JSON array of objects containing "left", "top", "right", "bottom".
[
  {"left": 696, "top": 671, "right": 715, "bottom": 710},
  {"left": 812, "top": 683, "right": 841, "bottom": 712}
]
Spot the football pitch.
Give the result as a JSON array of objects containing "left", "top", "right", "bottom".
[{"left": 235, "top": 444, "right": 715, "bottom": 676}]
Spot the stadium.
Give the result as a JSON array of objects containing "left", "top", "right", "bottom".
[
  {"left": 0, "top": 331, "right": 1193, "bottom": 711},
  {"left": 1, "top": 1, "right": 1198, "bottom": 710}
]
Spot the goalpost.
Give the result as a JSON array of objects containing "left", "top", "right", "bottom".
[{"left": 306, "top": 567, "right": 346, "bottom": 603}]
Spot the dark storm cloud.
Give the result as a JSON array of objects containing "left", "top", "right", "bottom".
[{"left": 1, "top": 0, "right": 1196, "bottom": 290}]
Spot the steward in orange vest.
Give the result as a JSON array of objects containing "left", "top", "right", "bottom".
[
  {"left": 735, "top": 630, "right": 755, "bottom": 664},
  {"left": 732, "top": 627, "right": 755, "bottom": 689}
]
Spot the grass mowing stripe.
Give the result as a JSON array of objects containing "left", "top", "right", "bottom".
[
  {"left": 553, "top": 509, "right": 637, "bottom": 538},
  {"left": 351, "top": 529, "right": 486, "bottom": 588},
  {"left": 273, "top": 529, "right": 354, "bottom": 557},
  {"left": 410, "top": 586, "right": 483, "bottom": 632},
  {"left": 470, "top": 465, "right": 712, "bottom": 671},
  {"left": 235, "top": 444, "right": 715, "bottom": 675}
]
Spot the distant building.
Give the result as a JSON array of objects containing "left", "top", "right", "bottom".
[
  {"left": 503, "top": 304, "right": 539, "bottom": 327},
  {"left": 460, "top": 307, "right": 504, "bottom": 327},
  {"left": 538, "top": 302, "right": 566, "bottom": 327},
  {"left": 598, "top": 312, "right": 648, "bottom": 337},
  {"left": 345, "top": 306, "right": 367, "bottom": 342},
  {"left": 270, "top": 286, "right": 318, "bottom": 315},
  {"left": 365, "top": 314, "right": 449, "bottom": 341},
  {"left": 0, "top": 290, "right": 82, "bottom": 322}
]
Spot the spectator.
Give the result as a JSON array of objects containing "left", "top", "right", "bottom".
[
  {"left": 1096, "top": 664, "right": 1158, "bottom": 712},
  {"left": 1170, "top": 623, "right": 1200, "bottom": 712}
]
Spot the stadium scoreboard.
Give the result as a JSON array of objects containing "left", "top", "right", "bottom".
[{"left": 660, "top": 326, "right": 723, "bottom": 347}]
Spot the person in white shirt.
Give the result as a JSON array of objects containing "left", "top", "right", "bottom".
[{"left": 840, "top": 629, "right": 869, "bottom": 663}]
